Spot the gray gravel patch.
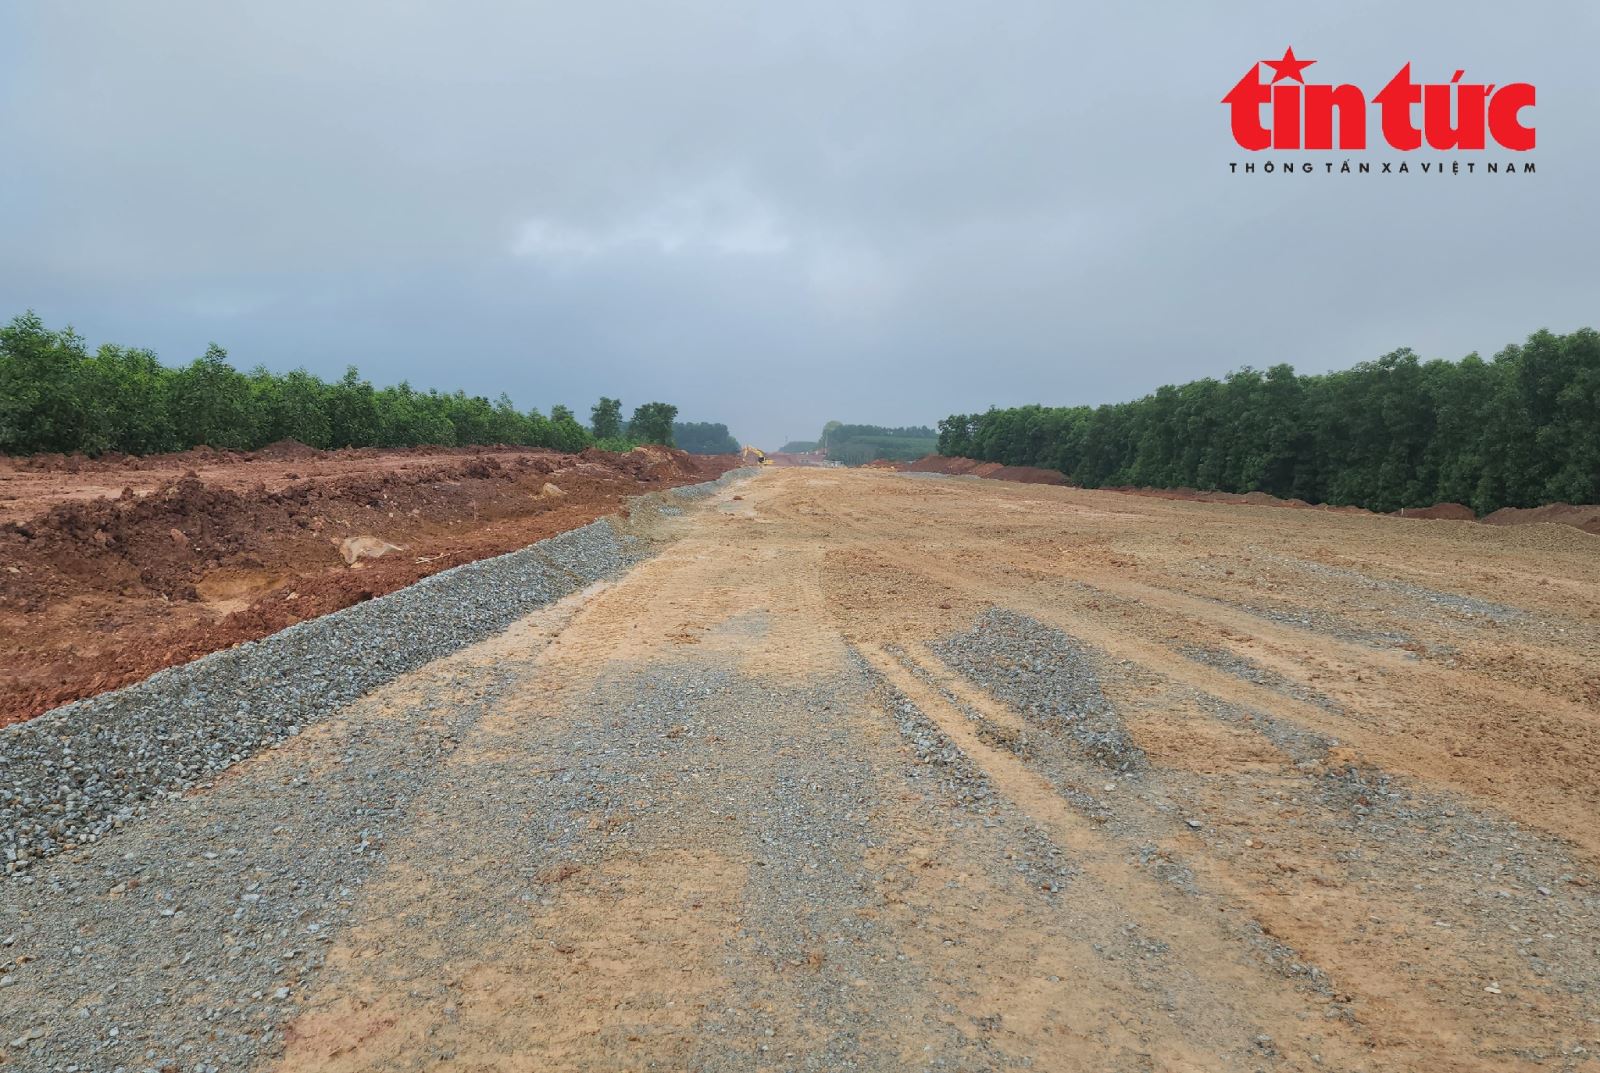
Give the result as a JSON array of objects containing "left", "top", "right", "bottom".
[
  {"left": 0, "top": 656, "right": 513, "bottom": 1072},
  {"left": 1341, "top": 787, "right": 1600, "bottom": 1005},
  {"left": 1229, "top": 599, "right": 1419, "bottom": 650},
  {"left": 888, "top": 645, "right": 1111, "bottom": 825},
  {"left": 862, "top": 657, "right": 1076, "bottom": 901},
  {"left": 1275, "top": 557, "right": 1530, "bottom": 626},
  {"left": 259, "top": 646, "right": 1067, "bottom": 1071},
  {"left": 1178, "top": 644, "right": 1346, "bottom": 715},
  {"left": 1, "top": 471, "right": 754, "bottom": 873},
  {"left": 1191, "top": 692, "right": 1335, "bottom": 766},
  {"left": 929, "top": 609, "right": 1145, "bottom": 775}
]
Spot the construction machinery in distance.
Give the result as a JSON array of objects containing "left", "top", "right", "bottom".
[{"left": 742, "top": 445, "right": 773, "bottom": 466}]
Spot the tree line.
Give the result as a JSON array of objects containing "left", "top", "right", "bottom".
[
  {"left": 937, "top": 327, "right": 1600, "bottom": 514},
  {"left": 672, "top": 421, "right": 739, "bottom": 455},
  {"left": 818, "top": 421, "right": 939, "bottom": 466},
  {"left": 0, "top": 313, "right": 711, "bottom": 457}
]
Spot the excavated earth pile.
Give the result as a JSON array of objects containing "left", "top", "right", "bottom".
[
  {"left": 0, "top": 444, "right": 737, "bottom": 725},
  {"left": 900, "top": 454, "right": 1068, "bottom": 484}
]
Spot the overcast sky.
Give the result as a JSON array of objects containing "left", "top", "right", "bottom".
[{"left": 1, "top": 1, "right": 1593, "bottom": 446}]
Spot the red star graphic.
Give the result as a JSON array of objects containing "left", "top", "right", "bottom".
[{"left": 1263, "top": 46, "right": 1315, "bottom": 84}]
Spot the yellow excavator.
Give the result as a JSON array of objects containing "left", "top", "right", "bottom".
[{"left": 741, "top": 445, "right": 772, "bottom": 467}]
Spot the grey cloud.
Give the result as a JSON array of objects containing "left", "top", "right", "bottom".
[{"left": 1, "top": 0, "right": 1593, "bottom": 444}]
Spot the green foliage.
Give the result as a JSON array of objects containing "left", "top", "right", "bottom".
[
  {"left": 592, "top": 435, "right": 639, "bottom": 453},
  {"left": 590, "top": 396, "right": 623, "bottom": 440},
  {"left": 672, "top": 421, "right": 739, "bottom": 454},
  {"left": 818, "top": 422, "right": 938, "bottom": 466},
  {"left": 627, "top": 402, "right": 678, "bottom": 446},
  {"left": 0, "top": 312, "right": 678, "bottom": 457},
  {"left": 547, "top": 405, "right": 592, "bottom": 452},
  {"left": 0, "top": 312, "right": 95, "bottom": 454},
  {"left": 778, "top": 440, "right": 818, "bottom": 453},
  {"left": 169, "top": 344, "right": 253, "bottom": 450},
  {"left": 938, "top": 328, "right": 1600, "bottom": 514}
]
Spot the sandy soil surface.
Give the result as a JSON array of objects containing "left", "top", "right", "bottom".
[
  {"left": 3, "top": 468, "right": 1597, "bottom": 1071},
  {"left": 0, "top": 443, "right": 736, "bottom": 725}
]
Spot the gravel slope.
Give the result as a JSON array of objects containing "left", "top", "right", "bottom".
[{"left": 1, "top": 471, "right": 754, "bottom": 873}]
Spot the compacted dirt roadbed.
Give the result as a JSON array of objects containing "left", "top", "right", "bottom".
[{"left": 3, "top": 469, "right": 1598, "bottom": 1071}]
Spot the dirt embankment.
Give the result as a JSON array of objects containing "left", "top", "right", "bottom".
[
  {"left": 1480, "top": 501, "right": 1600, "bottom": 534},
  {"left": 900, "top": 454, "right": 1067, "bottom": 484},
  {"left": 0, "top": 440, "right": 659, "bottom": 525},
  {"left": 902, "top": 455, "right": 1600, "bottom": 534},
  {"left": 0, "top": 442, "right": 737, "bottom": 726}
]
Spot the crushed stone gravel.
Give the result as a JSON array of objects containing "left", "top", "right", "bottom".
[
  {"left": 0, "top": 658, "right": 513, "bottom": 1071},
  {"left": 1, "top": 471, "right": 756, "bottom": 873},
  {"left": 929, "top": 608, "right": 1146, "bottom": 775}
]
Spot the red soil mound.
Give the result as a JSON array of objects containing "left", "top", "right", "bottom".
[
  {"left": 1397, "top": 503, "right": 1477, "bottom": 521},
  {"left": 900, "top": 455, "right": 1068, "bottom": 484},
  {"left": 1481, "top": 503, "right": 1600, "bottom": 536},
  {"left": 251, "top": 437, "right": 323, "bottom": 461},
  {"left": 1096, "top": 485, "right": 1369, "bottom": 514},
  {"left": 0, "top": 445, "right": 736, "bottom": 726}
]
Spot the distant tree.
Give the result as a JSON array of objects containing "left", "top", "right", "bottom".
[
  {"left": 0, "top": 311, "right": 672, "bottom": 460},
  {"left": 816, "top": 422, "right": 938, "bottom": 465},
  {"left": 252, "top": 365, "right": 332, "bottom": 448},
  {"left": 628, "top": 402, "right": 678, "bottom": 445},
  {"left": 933, "top": 325, "right": 1600, "bottom": 514},
  {"left": 373, "top": 381, "right": 453, "bottom": 446},
  {"left": 590, "top": 396, "right": 623, "bottom": 440},
  {"left": 548, "top": 404, "right": 592, "bottom": 452},
  {"left": 169, "top": 344, "right": 255, "bottom": 449},
  {"left": 672, "top": 421, "right": 739, "bottom": 454},
  {"left": 521, "top": 407, "right": 553, "bottom": 447},
  {"left": 778, "top": 440, "right": 819, "bottom": 453},
  {"left": 324, "top": 366, "right": 380, "bottom": 448},
  {"left": 84, "top": 344, "right": 177, "bottom": 455},
  {"left": 0, "top": 312, "right": 93, "bottom": 454}
]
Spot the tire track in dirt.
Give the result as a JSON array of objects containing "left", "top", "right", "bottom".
[
  {"left": 862, "top": 640, "right": 1493, "bottom": 1068},
  {"left": 805, "top": 472, "right": 1600, "bottom": 1068},
  {"left": 875, "top": 638, "right": 1564, "bottom": 1068},
  {"left": 900, "top": 551, "right": 1600, "bottom": 858}
]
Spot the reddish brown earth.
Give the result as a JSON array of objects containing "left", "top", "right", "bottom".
[
  {"left": 0, "top": 443, "right": 737, "bottom": 726},
  {"left": 1482, "top": 501, "right": 1600, "bottom": 535},
  {"left": 903, "top": 455, "right": 1600, "bottom": 534},
  {"left": 900, "top": 454, "right": 1067, "bottom": 484},
  {"left": 0, "top": 440, "right": 608, "bottom": 525}
]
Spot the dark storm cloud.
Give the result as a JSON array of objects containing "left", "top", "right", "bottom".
[{"left": 1, "top": 1, "right": 1593, "bottom": 444}]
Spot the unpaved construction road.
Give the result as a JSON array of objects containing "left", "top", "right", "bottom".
[{"left": 4, "top": 468, "right": 1598, "bottom": 1071}]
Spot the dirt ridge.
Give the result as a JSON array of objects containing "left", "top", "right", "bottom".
[
  {"left": 0, "top": 445, "right": 737, "bottom": 726},
  {"left": 899, "top": 454, "right": 1600, "bottom": 534}
]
